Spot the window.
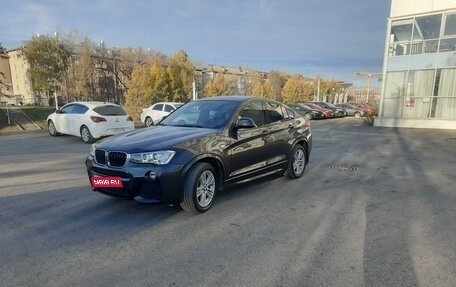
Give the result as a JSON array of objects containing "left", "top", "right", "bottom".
[
  {"left": 161, "top": 100, "right": 239, "bottom": 129},
  {"left": 153, "top": 104, "right": 163, "bottom": 111},
  {"left": 164, "top": 104, "right": 174, "bottom": 112},
  {"left": 444, "top": 14, "right": 456, "bottom": 36},
  {"left": 412, "top": 15, "right": 441, "bottom": 54},
  {"left": 239, "top": 100, "right": 267, "bottom": 127},
  {"left": 284, "top": 108, "right": 295, "bottom": 119},
  {"left": 61, "top": 104, "right": 77, "bottom": 114},
  {"left": 264, "top": 101, "right": 286, "bottom": 123},
  {"left": 440, "top": 14, "right": 456, "bottom": 52},
  {"left": 93, "top": 105, "right": 127, "bottom": 116},
  {"left": 73, "top": 105, "right": 89, "bottom": 114}
]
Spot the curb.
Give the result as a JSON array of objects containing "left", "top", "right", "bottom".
[{"left": 0, "top": 129, "right": 47, "bottom": 136}]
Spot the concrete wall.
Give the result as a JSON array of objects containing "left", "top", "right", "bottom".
[{"left": 391, "top": 0, "right": 456, "bottom": 17}]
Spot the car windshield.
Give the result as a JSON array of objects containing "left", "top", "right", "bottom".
[
  {"left": 160, "top": 100, "right": 240, "bottom": 129},
  {"left": 325, "top": 102, "right": 337, "bottom": 108},
  {"left": 93, "top": 105, "right": 127, "bottom": 116}
]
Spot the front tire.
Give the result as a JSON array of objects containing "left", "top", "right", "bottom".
[
  {"left": 304, "top": 113, "right": 312, "bottom": 120},
  {"left": 354, "top": 111, "right": 361, "bottom": 118},
  {"left": 80, "top": 125, "right": 95, "bottom": 144},
  {"left": 180, "top": 163, "right": 217, "bottom": 213},
  {"left": 145, "top": 117, "right": 153, "bottom": 127},
  {"left": 287, "top": 144, "right": 307, "bottom": 179},
  {"left": 48, "top": 120, "right": 59, "bottom": 136}
]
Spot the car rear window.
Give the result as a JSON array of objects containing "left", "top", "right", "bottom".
[{"left": 93, "top": 105, "right": 127, "bottom": 116}]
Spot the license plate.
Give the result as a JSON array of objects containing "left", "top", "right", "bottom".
[{"left": 91, "top": 176, "right": 123, "bottom": 187}]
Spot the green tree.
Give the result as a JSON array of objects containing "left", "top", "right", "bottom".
[{"left": 23, "top": 35, "right": 72, "bottom": 101}]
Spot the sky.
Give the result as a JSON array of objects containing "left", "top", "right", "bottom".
[{"left": 0, "top": 0, "right": 391, "bottom": 83}]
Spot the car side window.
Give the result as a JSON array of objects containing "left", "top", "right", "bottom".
[
  {"left": 60, "top": 105, "right": 75, "bottom": 114},
  {"left": 73, "top": 104, "right": 89, "bottom": 114},
  {"left": 153, "top": 104, "right": 163, "bottom": 111},
  {"left": 264, "top": 101, "right": 286, "bottom": 123},
  {"left": 285, "top": 107, "right": 295, "bottom": 119},
  {"left": 164, "top": 104, "right": 174, "bottom": 112},
  {"left": 238, "top": 100, "right": 267, "bottom": 127}
]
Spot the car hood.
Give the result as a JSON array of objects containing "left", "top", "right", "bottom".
[{"left": 97, "top": 125, "right": 217, "bottom": 153}]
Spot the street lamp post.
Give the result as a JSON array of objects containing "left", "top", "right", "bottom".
[{"left": 306, "top": 64, "right": 321, "bottom": 101}]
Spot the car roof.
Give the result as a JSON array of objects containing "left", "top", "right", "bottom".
[
  {"left": 154, "top": 102, "right": 183, "bottom": 105},
  {"left": 64, "top": 101, "right": 121, "bottom": 109},
  {"left": 198, "top": 96, "right": 258, "bottom": 102}
]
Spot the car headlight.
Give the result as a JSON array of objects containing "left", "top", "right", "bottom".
[
  {"left": 90, "top": 143, "right": 99, "bottom": 157},
  {"left": 130, "top": 150, "right": 176, "bottom": 165}
]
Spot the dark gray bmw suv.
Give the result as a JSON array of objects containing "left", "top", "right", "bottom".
[{"left": 86, "top": 96, "right": 312, "bottom": 213}]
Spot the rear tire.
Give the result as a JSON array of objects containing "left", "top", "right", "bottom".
[
  {"left": 180, "top": 163, "right": 217, "bottom": 213},
  {"left": 287, "top": 144, "right": 307, "bottom": 179},
  {"left": 48, "top": 120, "right": 60, "bottom": 136},
  {"left": 304, "top": 113, "right": 312, "bottom": 120},
  {"left": 80, "top": 125, "right": 95, "bottom": 144},
  {"left": 354, "top": 112, "right": 361, "bottom": 118},
  {"left": 145, "top": 117, "right": 153, "bottom": 127}
]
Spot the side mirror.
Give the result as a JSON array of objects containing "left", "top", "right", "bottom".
[{"left": 236, "top": 117, "right": 257, "bottom": 129}]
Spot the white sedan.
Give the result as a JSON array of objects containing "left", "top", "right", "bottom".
[
  {"left": 47, "top": 101, "right": 135, "bottom": 143},
  {"left": 140, "top": 102, "right": 183, "bottom": 127}
]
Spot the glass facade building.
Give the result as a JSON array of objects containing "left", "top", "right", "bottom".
[{"left": 376, "top": 1, "right": 456, "bottom": 129}]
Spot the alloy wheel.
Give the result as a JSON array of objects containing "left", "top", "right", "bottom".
[
  {"left": 293, "top": 149, "right": 305, "bottom": 175},
  {"left": 196, "top": 170, "right": 215, "bottom": 208}
]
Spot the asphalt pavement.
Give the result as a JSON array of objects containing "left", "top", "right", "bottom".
[{"left": 0, "top": 118, "right": 455, "bottom": 287}]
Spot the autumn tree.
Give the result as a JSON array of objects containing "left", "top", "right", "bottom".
[
  {"left": 66, "top": 38, "right": 97, "bottom": 101},
  {"left": 267, "top": 70, "right": 287, "bottom": 101},
  {"left": 166, "top": 50, "right": 193, "bottom": 102},
  {"left": 23, "top": 34, "right": 72, "bottom": 106},
  {"left": 124, "top": 65, "right": 152, "bottom": 121},
  {"left": 249, "top": 74, "right": 274, "bottom": 98},
  {"left": 281, "top": 74, "right": 314, "bottom": 104},
  {"left": 203, "top": 73, "right": 231, "bottom": 96}
]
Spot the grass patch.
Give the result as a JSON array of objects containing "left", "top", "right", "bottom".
[{"left": 21, "top": 107, "right": 55, "bottom": 129}]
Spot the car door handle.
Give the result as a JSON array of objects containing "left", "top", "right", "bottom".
[{"left": 262, "top": 130, "right": 269, "bottom": 135}]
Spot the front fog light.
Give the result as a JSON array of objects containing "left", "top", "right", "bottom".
[{"left": 148, "top": 171, "right": 157, "bottom": 180}]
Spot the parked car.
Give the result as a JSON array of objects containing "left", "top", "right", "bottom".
[
  {"left": 140, "top": 102, "right": 184, "bottom": 127},
  {"left": 304, "top": 102, "right": 335, "bottom": 118},
  {"left": 311, "top": 101, "right": 346, "bottom": 117},
  {"left": 86, "top": 96, "right": 312, "bottom": 213},
  {"left": 288, "top": 103, "right": 323, "bottom": 120},
  {"left": 336, "top": 103, "right": 365, "bottom": 117},
  {"left": 47, "top": 101, "right": 135, "bottom": 143},
  {"left": 346, "top": 102, "right": 377, "bottom": 116}
]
